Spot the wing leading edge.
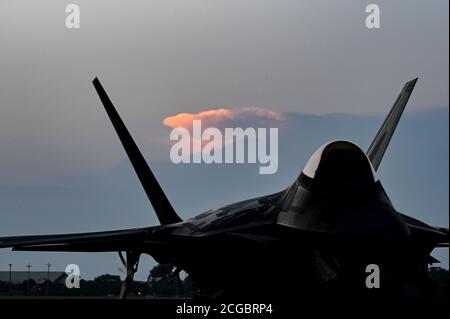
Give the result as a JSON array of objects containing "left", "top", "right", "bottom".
[{"left": 0, "top": 227, "right": 162, "bottom": 252}]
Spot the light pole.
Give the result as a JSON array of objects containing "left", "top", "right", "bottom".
[
  {"left": 46, "top": 262, "right": 51, "bottom": 295},
  {"left": 26, "top": 263, "right": 32, "bottom": 294},
  {"left": 8, "top": 264, "right": 12, "bottom": 293}
]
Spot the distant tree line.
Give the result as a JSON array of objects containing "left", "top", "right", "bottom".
[
  {"left": 0, "top": 263, "right": 193, "bottom": 298},
  {"left": 0, "top": 265, "right": 447, "bottom": 299},
  {"left": 428, "top": 267, "right": 449, "bottom": 303}
]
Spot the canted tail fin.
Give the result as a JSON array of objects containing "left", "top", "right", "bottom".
[
  {"left": 92, "top": 77, "right": 182, "bottom": 225},
  {"left": 367, "top": 78, "right": 418, "bottom": 171}
]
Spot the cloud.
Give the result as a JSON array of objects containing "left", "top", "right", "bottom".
[
  {"left": 162, "top": 107, "right": 285, "bottom": 131},
  {"left": 161, "top": 107, "right": 286, "bottom": 156}
]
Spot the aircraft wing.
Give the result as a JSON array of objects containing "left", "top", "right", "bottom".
[
  {"left": 0, "top": 226, "right": 163, "bottom": 252},
  {"left": 398, "top": 213, "right": 449, "bottom": 247}
]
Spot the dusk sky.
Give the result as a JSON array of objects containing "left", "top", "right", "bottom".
[{"left": 0, "top": 0, "right": 448, "bottom": 280}]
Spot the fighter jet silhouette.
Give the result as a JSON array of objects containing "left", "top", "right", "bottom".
[{"left": 1, "top": 78, "right": 447, "bottom": 299}]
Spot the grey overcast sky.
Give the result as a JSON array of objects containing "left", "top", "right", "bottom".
[
  {"left": 0, "top": 0, "right": 448, "bottom": 182},
  {"left": 0, "top": 1, "right": 448, "bottom": 278}
]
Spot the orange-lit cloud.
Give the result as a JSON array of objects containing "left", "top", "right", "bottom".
[
  {"left": 162, "top": 107, "right": 285, "bottom": 155},
  {"left": 163, "top": 107, "right": 284, "bottom": 130}
]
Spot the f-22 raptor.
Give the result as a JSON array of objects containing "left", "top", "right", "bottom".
[{"left": 0, "top": 78, "right": 448, "bottom": 299}]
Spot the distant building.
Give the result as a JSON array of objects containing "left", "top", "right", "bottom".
[{"left": 0, "top": 271, "right": 67, "bottom": 285}]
